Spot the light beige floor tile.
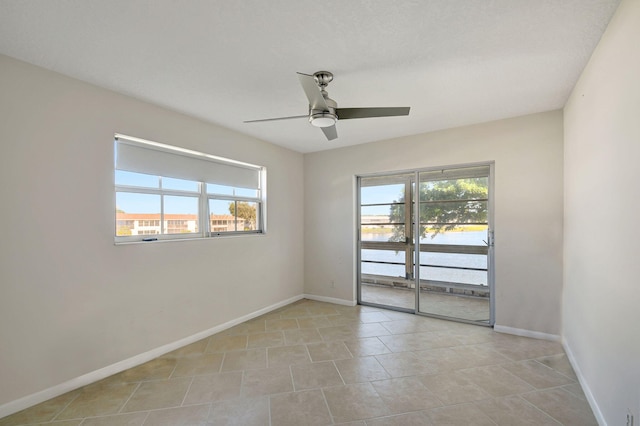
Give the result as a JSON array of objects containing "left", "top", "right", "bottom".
[
  {"left": 322, "top": 383, "right": 391, "bottom": 423},
  {"left": 365, "top": 411, "right": 434, "bottom": 426},
  {"left": 305, "top": 304, "right": 340, "bottom": 316},
  {"left": 535, "top": 354, "right": 579, "bottom": 380},
  {"left": 425, "top": 402, "right": 497, "bottom": 426},
  {"left": 380, "top": 319, "right": 437, "bottom": 335},
  {"left": 265, "top": 318, "right": 299, "bottom": 331},
  {"left": 329, "top": 315, "right": 359, "bottom": 326},
  {"left": 291, "top": 361, "right": 344, "bottom": 390},
  {"left": 220, "top": 348, "right": 267, "bottom": 372},
  {"left": 415, "top": 347, "right": 471, "bottom": 373},
  {"left": 241, "top": 366, "right": 294, "bottom": 397},
  {"left": 80, "top": 412, "right": 148, "bottom": 425},
  {"left": 379, "top": 319, "right": 426, "bottom": 332},
  {"left": 560, "top": 383, "right": 588, "bottom": 400},
  {"left": 283, "top": 328, "right": 323, "bottom": 345},
  {"left": 487, "top": 338, "right": 565, "bottom": 361},
  {"left": 375, "top": 334, "right": 419, "bottom": 352},
  {"left": 160, "top": 339, "right": 208, "bottom": 359},
  {"left": 521, "top": 388, "right": 598, "bottom": 426},
  {"left": 334, "top": 356, "right": 391, "bottom": 384},
  {"left": 419, "top": 372, "right": 491, "bottom": 405},
  {"left": 183, "top": 372, "right": 242, "bottom": 404},
  {"left": 374, "top": 352, "right": 433, "bottom": 377},
  {"left": 142, "top": 403, "right": 210, "bottom": 425},
  {"left": 306, "top": 341, "right": 353, "bottom": 362},
  {"left": 461, "top": 365, "right": 535, "bottom": 397},
  {"left": 296, "top": 316, "right": 334, "bottom": 329},
  {"left": 267, "top": 345, "right": 310, "bottom": 368},
  {"left": 449, "top": 343, "right": 511, "bottom": 367},
  {"left": 254, "top": 312, "right": 283, "bottom": 321},
  {"left": 270, "top": 389, "right": 332, "bottom": 426},
  {"left": 278, "top": 307, "right": 311, "bottom": 319},
  {"left": 246, "top": 331, "right": 285, "bottom": 349},
  {"left": 446, "top": 327, "right": 498, "bottom": 345},
  {"left": 349, "top": 323, "right": 391, "bottom": 338},
  {"left": 0, "top": 391, "right": 79, "bottom": 425},
  {"left": 57, "top": 383, "right": 139, "bottom": 419},
  {"left": 112, "top": 358, "right": 177, "bottom": 383},
  {"left": 207, "top": 396, "right": 269, "bottom": 426},
  {"left": 333, "top": 421, "right": 366, "bottom": 426},
  {"left": 205, "top": 334, "right": 248, "bottom": 353},
  {"left": 475, "top": 395, "right": 561, "bottom": 425},
  {"left": 357, "top": 312, "right": 393, "bottom": 323},
  {"left": 370, "top": 376, "right": 442, "bottom": 414},
  {"left": 379, "top": 331, "right": 461, "bottom": 352},
  {"left": 171, "top": 353, "right": 224, "bottom": 377},
  {"left": 318, "top": 325, "right": 355, "bottom": 341},
  {"left": 343, "top": 337, "right": 392, "bottom": 357},
  {"left": 502, "top": 360, "right": 575, "bottom": 389},
  {"left": 221, "top": 320, "right": 266, "bottom": 336},
  {"left": 120, "top": 378, "right": 191, "bottom": 412}
]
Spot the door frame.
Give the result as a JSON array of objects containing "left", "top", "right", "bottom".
[{"left": 356, "top": 161, "right": 495, "bottom": 326}]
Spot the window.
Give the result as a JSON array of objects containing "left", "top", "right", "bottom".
[{"left": 114, "top": 134, "right": 265, "bottom": 243}]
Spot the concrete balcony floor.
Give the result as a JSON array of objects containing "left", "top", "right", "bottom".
[{"left": 361, "top": 284, "right": 490, "bottom": 323}]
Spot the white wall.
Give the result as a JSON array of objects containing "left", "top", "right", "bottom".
[
  {"left": 304, "top": 111, "right": 564, "bottom": 335},
  {"left": 0, "top": 55, "right": 304, "bottom": 408},
  {"left": 563, "top": 0, "right": 640, "bottom": 424}
]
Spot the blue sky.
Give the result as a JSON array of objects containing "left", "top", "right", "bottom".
[
  {"left": 360, "top": 183, "right": 404, "bottom": 215},
  {"left": 115, "top": 170, "right": 235, "bottom": 215}
]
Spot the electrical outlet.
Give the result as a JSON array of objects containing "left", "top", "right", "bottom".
[{"left": 330, "top": 280, "right": 335, "bottom": 288}]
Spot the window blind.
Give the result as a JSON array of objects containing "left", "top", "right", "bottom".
[
  {"left": 419, "top": 165, "right": 490, "bottom": 182},
  {"left": 115, "top": 135, "right": 261, "bottom": 189}
]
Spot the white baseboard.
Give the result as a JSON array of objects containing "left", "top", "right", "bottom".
[
  {"left": 0, "top": 294, "right": 304, "bottom": 419},
  {"left": 303, "top": 293, "right": 356, "bottom": 306},
  {"left": 493, "top": 324, "right": 562, "bottom": 342},
  {"left": 563, "top": 340, "right": 607, "bottom": 426}
]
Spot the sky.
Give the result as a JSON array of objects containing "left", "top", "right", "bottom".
[{"left": 114, "top": 170, "right": 252, "bottom": 215}]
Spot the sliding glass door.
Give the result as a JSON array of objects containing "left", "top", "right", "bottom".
[{"left": 357, "top": 164, "right": 494, "bottom": 325}]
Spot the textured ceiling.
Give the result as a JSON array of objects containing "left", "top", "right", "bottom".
[{"left": 0, "top": 0, "right": 621, "bottom": 153}]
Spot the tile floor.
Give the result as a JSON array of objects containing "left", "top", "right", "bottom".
[{"left": 0, "top": 299, "right": 597, "bottom": 425}]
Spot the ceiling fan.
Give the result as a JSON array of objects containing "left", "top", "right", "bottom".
[{"left": 244, "top": 71, "right": 410, "bottom": 141}]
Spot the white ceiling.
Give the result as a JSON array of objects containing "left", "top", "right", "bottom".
[{"left": 0, "top": 0, "right": 621, "bottom": 153}]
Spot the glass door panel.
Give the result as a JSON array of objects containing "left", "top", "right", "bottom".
[
  {"left": 417, "top": 168, "right": 492, "bottom": 323},
  {"left": 359, "top": 173, "right": 415, "bottom": 311}
]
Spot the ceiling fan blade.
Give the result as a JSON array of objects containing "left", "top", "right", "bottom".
[
  {"left": 321, "top": 125, "right": 338, "bottom": 141},
  {"left": 243, "top": 115, "right": 308, "bottom": 123},
  {"left": 336, "top": 107, "right": 410, "bottom": 120},
  {"left": 297, "top": 72, "right": 329, "bottom": 110}
]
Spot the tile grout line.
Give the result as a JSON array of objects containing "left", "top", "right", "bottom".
[
  {"left": 515, "top": 394, "right": 564, "bottom": 425},
  {"left": 179, "top": 376, "right": 196, "bottom": 407},
  {"left": 49, "top": 389, "right": 82, "bottom": 422},
  {"left": 116, "top": 382, "right": 142, "bottom": 415},
  {"left": 319, "top": 387, "right": 335, "bottom": 425}
]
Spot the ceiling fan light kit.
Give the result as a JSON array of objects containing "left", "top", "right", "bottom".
[
  {"left": 310, "top": 112, "right": 337, "bottom": 128},
  {"left": 244, "top": 70, "right": 410, "bottom": 141}
]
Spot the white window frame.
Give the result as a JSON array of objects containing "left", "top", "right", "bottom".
[{"left": 114, "top": 134, "right": 266, "bottom": 244}]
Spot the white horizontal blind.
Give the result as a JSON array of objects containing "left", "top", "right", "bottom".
[
  {"left": 115, "top": 135, "right": 261, "bottom": 189},
  {"left": 419, "top": 165, "right": 489, "bottom": 182}
]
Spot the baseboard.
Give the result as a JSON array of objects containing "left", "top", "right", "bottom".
[
  {"left": 0, "top": 294, "right": 305, "bottom": 419},
  {"left": 303, "top": 293, "right": 356, "bottom": 307},
  {"left": 493, "top": 324, "right": 562, "bottom": 342},
  {"left": 563, "top": 339, "right": 607, "bottom": 426}
]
